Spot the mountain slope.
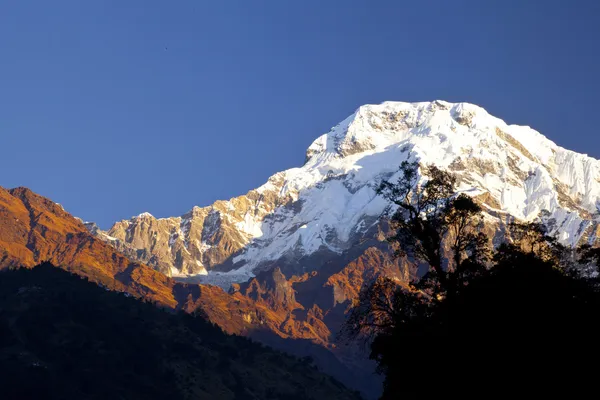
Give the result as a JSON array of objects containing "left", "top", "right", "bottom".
[
  {"left": 92, "top": 100, "right": 600, "bottom": 287},
  {"left": 0, "top": 185, "right": 333, "bottom": 337},
  {"left": 0, "top": 263, "right": 362, "bottom": 400},
  {"left": 0, "top": 185, "right": 378, "bottom": 396},
  {"left": 0, "top": 186, "right": 184, "bottom": 307}
]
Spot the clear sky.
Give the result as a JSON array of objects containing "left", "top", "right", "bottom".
[{"left": 1, "top": 0, "right": 599, "bottom": 228}]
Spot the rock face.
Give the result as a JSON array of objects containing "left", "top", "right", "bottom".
[
  {"left": 91, "top": 100, "right": 600, "bottom": 287},
  {"left": 235, "top": 267, "right": 298, "bottom": 311},
  {"left": 93, "top": 172, "right": 294, "bottom": 279}
]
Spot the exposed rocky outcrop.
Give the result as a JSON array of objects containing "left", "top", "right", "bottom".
[
  {"left": 233, "top": 267, "right": 298, "bottom": 311},
  {"left": 92, "top": 172, "right": 295, "bottom": 278}
]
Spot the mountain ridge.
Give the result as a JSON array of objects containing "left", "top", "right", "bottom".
[
  {"left": 0, "top": 185, "right": 382, "bottom": 395},
  {"left": 89, "top": 100, "right": 600, "bottom": 287}
]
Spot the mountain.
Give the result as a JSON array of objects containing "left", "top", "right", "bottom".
[
  {"left": 0, "top": 185, "right": 342, "bottom": 340},
  {"left": 84, "top": 100, "right": 600, "bottom": 397},
  {"left": 0, "top": 263, "right": 362, "bottom": 400},
  {"left": 0, "top": 186, "right": 188, "bottom": 307},
  {"left": 0, "top": 185, "right": 380, "bottom": 396},
  {"left": 92, "top": 100, "right": 600, "bottom": 287},
  {"left": 5, "top": 100, "right": 600, "bottom": 398}
]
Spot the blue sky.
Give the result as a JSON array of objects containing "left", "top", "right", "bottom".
[{"left": 1, "top": 0, "right": 599, "bottom": 228}]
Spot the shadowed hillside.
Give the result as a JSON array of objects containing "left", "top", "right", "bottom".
[{"left": 0, "top": 263, "right": 362, "bottom": 400}]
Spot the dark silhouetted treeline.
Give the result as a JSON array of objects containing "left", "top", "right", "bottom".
[
  {"left": 367, "top": 245, "right": 600, "bottom": 398},
  {"left": 346, "top": 162, "right": 600, "bottom": 398}
]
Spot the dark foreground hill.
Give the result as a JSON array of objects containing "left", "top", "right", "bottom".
[{"left": 0, "top": 263, "right": 362, "bottom": 400}]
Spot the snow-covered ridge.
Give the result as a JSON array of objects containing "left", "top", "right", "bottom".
[{"left": 90, "top": 100, "right": 600, "bottom": 286}]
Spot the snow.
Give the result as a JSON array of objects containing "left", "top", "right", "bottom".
[
  {"left": 201, "top": 100, "right": 600, "bottom": 284},
  {"left": 107, "top": 101, "right": 600, "bottom": 287},
  {"left": 171, "top": 264, "right": 208, "bottom": 277},
  {"left": 196, "top": 240, "right": 212, "bottom": 252},
  {"left": 235, "top": 211, "right": 264, "bottom": 237}
]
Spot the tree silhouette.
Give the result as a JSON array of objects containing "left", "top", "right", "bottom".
[
  {"left": 344, "top": 162, "right": 489, "bottom": 342},
  {"left": 346, "top": 162, "right": 600, "bottom": 398},
  {"left": 377, "top": 161, "right": 489, "bottom": 297}
]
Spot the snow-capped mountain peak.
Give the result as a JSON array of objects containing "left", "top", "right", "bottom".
[{"left": 89, "top": 101, "right": 600, "bottom": 287}]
